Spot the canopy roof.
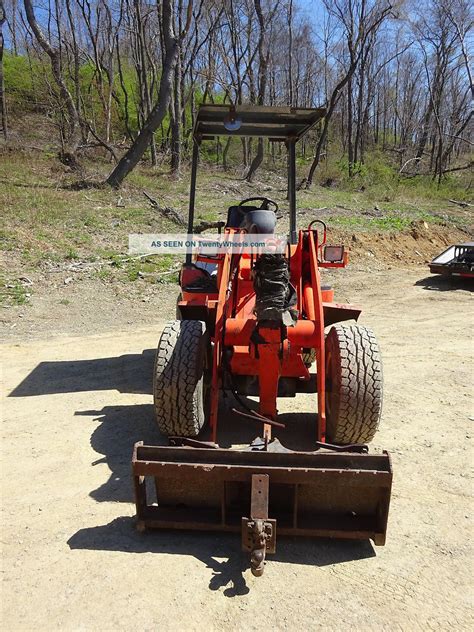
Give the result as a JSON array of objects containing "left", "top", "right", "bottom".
[{"left": 193, "top": 104, "right": 326, "bottom": 142}]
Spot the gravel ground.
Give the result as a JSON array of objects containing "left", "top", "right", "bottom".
[{"left": 1, "top": 268, "right": 473, "bottom": 631}]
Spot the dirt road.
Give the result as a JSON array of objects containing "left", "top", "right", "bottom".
[{"left": 2, "top": 268, "right": 472, "bottom": 631}]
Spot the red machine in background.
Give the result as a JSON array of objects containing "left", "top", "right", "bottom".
[{"left": 132, "top": 105, "right": 392, "bottom": 577}]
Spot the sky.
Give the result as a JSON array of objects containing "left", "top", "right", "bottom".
[{"left": 296, "top": 0, "right": 326, "bottom": 25}]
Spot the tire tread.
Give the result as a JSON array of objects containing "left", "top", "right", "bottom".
[
  {"left": 153, "top": 320, "right": 207, "bottom": 437},
  {"left": 326, "top": 324, "right": 383, "bottom": 444}
]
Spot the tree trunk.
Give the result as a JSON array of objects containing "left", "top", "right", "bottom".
[
  {"left": 0, "top": 1, "right": 7, "bottom": 140},
  {"left": 24, "top": 0, "right": 81, "bottom": 165},
  {"left": 416, "top": 51, "right": 444, "bottom": 162},
  {"left": 170, "top": 55, "right": 181, "bottom": 174},
  {"left": 246, "top": 138, "right": 264, "bottom": 182},
  {"left": 10, "top": 0, "right": 18, "bottom": 55},
  {"left": 287, "top": 0, "right": 293, "bottom": 106},
  {"left": 347, "top": 78, "right": 354, "bottom": 176},
  {"left": 116, "top": 33, "right": 134, "bottom": 142},
  {"left": 133, "top": 0, "right": 157, "bottom": 165},
  {"left": 245, "top": 0, "right": 270, "bottom": 182},
  {"left": 304, "top": 78, "right": 349, "bottom": 189},
  {"left": 222, "top": 137, "right": 232, "bottom": 171},
  {"left": 106, "top": 0, "right": 180, "bottom": 188}
]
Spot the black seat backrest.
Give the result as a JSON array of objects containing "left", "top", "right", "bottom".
[
  {"left": 226, "top": 205, "right": 260, "bottom": 228},
  {"left": 240, "top": 209, "right": 277, "bottom": 234},
  {"left": 226, "top": 205, "right": 277, "bottom": 234}
]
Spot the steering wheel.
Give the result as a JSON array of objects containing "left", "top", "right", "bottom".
[{"left": 238, "top": 196, "right": 279, "bottom": 213}]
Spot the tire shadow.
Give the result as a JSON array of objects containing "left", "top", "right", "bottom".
[
  {"left": 9, "top": 349, "right": 155, "bottom": 397},
  {"left": 76, "top": 403, "right": 162, "bottom": 503}
]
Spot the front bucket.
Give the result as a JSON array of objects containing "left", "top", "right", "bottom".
[{"left": 132, "top": 441, "right": 392, "bottom": 573}]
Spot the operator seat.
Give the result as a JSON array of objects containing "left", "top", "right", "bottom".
[{"left": 226, "top": 204, "right": 277, "bottom": 234}]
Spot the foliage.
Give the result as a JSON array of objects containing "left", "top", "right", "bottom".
[{"left": 4, "top": 52, "right": 50, "bottom": 112}]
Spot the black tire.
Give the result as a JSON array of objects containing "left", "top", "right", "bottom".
[
  {"left": 325, "top": 324, "right": 383, "bottom": 444},
  {"left": 153, "top": 320, "right": 210, "bottom": 437},
  {"left": 175, "top": 292, "right": 182, "bottom": 319},
  {"left": 302, "top": 348, "right": 316, "bottom": 367}
]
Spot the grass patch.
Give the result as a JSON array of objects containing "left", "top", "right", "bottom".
[
  {"left": 124, "top": 254, "right": 178, "bottom": 282},
  {"left": 0, "top": 278, "right": 31, "bottom": 307},
  {"left": 65, "top": 247, "right": 79, "bottom": 260},
  {"left": 0, "top": 229, "right": 18, "bottom": 251},
  {"left": 0, "top": 147, "right": 470, "bottom": 281},
  {"left": 94, "top": 267, "right": 112, "bottom": 281},
  {"left": 330, "top": 215, "right": 412, "bottom": 231}
]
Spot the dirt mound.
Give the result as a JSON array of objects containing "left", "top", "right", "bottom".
[{"left": 335, "top": 221, "right": 470, "bottom": 267}]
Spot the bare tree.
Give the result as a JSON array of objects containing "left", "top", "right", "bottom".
[
  {"left": 303, "top": 0, "right": 395, "bottom": 188},
  {"left": 287, "top": 0, "right": 294, "bottom": 106},
  {"left": 106, "top": 0, "right": 192, "bottom": 187},
  {"left": 24, "top": 0, "right": 82, "bottom": 165},
  {"left": 245, "top": 0, "right": 282, "bottom": 182},
  {"left": 0, "top": 0, "right": 7, "bottom": 140},
  {"left": 1, "top": 0, "right": 468, "bottom": 183},
  {"left": 444, "top": 0, "right": 473, "bottom": 99}
]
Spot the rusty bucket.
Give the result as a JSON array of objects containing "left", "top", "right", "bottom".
[{"left": 132, "top": 441, "right": 392, "bottom": 576}]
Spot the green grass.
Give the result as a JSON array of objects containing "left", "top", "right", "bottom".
[
  {"left": 0, "top": 147, "right": 470, "bottom": 284},
  {"left": 329, "top": 215, "right": 413, "bottom": 231},
  {"left": 0, "top": 229, "right": 18, "bottom": 251},
  {"left": 0, "top": 278, "right": 31, "bottom": 307},
  {"left": 65, "top": 247, "right": 79, "bottom": 260},
  {"left": 124, "top": 255, "right": 178, "bottom": 282},
  {"left": 327, "top": 208, "right": 453, "bottom": 232}
]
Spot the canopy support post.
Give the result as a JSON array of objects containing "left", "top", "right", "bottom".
[
  {"left": 186, "top": 139, "right": 199, "bottom": 264},
  {"left": 288, "top": 140, "right": 297, "bottom": 244}
]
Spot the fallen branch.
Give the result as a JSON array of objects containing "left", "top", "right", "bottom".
[
  {"left": 448, "top": 199, "right": 473, "bottom": 208},
  {"left": 143, "top": 191, "right": 226, "bottom": 233},
  {"left": 442, "top": 162, "right": 474, "bottom": 174},
  {"left": 143, "top": 191, "right": 186, "bottom": 227},
  {"left": 194, "top": 220, "right": 225, "bottom": 234}
]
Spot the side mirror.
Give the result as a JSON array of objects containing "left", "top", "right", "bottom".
[{"left": 324, "top": 245, "right": 345, "bottom": 263}]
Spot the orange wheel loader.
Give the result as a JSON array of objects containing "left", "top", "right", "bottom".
[{"left": 132, "top": 105, "right": 392, "bottom": 577}]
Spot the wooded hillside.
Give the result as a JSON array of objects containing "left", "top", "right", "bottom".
[{"left": 0, "top": 0, "right": 472, "bottom": 190}]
